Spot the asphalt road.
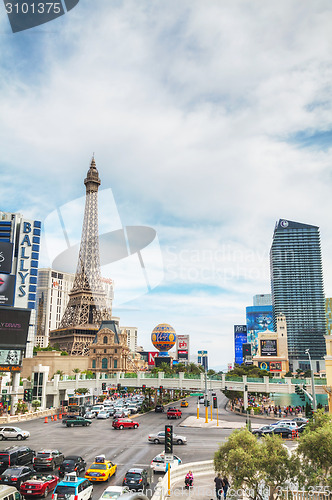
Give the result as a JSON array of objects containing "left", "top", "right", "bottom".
[{"left": 0, "top": 393, "right": 280, "bottom": 499}]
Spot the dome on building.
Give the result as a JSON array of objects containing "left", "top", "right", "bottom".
[{"left": 151, "top": 323, "right": 176, "bottom": 355}]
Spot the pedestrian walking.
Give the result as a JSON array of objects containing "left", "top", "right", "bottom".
[
  {"left": 222, "top": 477, "right": 230, "bottom": 499},
  {"left": 214, "top": 473, "right": 223, "bottom": 500}
]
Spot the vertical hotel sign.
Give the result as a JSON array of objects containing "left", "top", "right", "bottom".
[{"left": 14, "top": 219, "right": 41, "bottom": 310}]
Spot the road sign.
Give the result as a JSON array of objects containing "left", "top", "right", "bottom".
[
  {"left": 164, "top": 454, "right": 173, "bottom": 463},
  {"left": 1, "top": 390, "right": 7, "bottom": 394},
  {"left": 190, "top": 392, "right": 204, "bottom": 396}
]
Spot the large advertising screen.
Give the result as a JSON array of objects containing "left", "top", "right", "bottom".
[
  {"left": 246, "top": 306, "right": 274, "bottom": 356},
  {"left": 0, "top": 349, "right": 21, "bottom": 365},
  {"left": 260, "top": 339, "right": 278, "bottom": 356},
  {"left": 0, "top": 307, "right": 31, "bottom": 348},
  {"left": 0, "top": 242, "right": 13, "bottom": 274},
  {"left": 258, "top": 361, "right": 282, "bottom": 372},
  {"left": 234, "top": 325, "right": 247, "bottom": 365},
  {"left": 0, "top": 274, "right": 16, "bottom": 306}
]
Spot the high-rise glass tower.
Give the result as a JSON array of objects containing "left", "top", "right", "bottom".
[{"left": 270, "top": 219, "right": 326, "bottom": 372}]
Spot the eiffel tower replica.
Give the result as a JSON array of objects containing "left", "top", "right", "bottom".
[{"left": 49, "top": 158, "right": 112, "bottom": 355}]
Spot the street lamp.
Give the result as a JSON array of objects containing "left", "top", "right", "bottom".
[{"left": 305, "top": 349, "right": 317, "bottom": 411}]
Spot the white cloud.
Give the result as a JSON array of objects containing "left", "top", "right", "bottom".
[{"left": 1, "top": 0, "right": 332, "bottom": 366}]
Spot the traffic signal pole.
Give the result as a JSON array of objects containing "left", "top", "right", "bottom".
[{"left": 204, "top": 371, "right": 208, "bottom": 423}]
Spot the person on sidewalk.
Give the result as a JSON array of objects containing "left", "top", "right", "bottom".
[
  {"left": 222, "top": 477, "right": 230, "bottom": 499},
  {"left": 214, "top": 473, "right": 223, "bottom": 500}
]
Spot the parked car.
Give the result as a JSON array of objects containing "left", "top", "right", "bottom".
[
  {"left": 125, "top": 406, "right": 138, "bottom": 415},
  {"left": 0, "top": 466, "right": 34, "bottom": 488},
  {"left": 150, "top": 453, "right": 181, "bottom": 473},
  {"left": 0, "top": 428, "right": 30, "bottom": 441},
  {"left": 53, "top": 473, "right": 93, "bottom": 500},
  {"left": 112, "top": 419, "right": 139, "bottom": 430},
  {"left": 154, "top": 405, "right": 164, "bottom": 413},
  {"left": 33, "top": 450, "right": 64, "bottom": 470},
  {"left": 148, "top": 431, "right": 187, "bottom": 445},
  {"left": 0, "top": 446, "right": 35, "bottom": 474},
  {"left": 97, "top": 485, "right": 129, "bottom": 500},
  {"left": 59, "top": 456, "right": 86, "bottom": 477},
  {"left": 20, "top": 472, "right": 59, "bottom": 497},
  {"left": 85, "top": 455, "right": 117, "bottom": 482},
  {"left": 122, "top": 468, "right": 149, "bottom": 491},
  {"left": 65, "top": 417, "right": 92, "bottom": 428}
]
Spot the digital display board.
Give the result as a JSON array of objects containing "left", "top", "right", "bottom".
[
  {"left": 258, "top": 361, "right": 282, "bottom": 372},
  {"left": 0, "top": 307, "right": 31, "bottom": 348},
  {"left": 0, "top": 242, "right": 13, "bottom": 274},
  {"left": 234, "top": 325, "right": 247, "bottom": 365},
  {"left": 0, "top": 349, "right": 21, "bottom": 365},
  {"left": 246, "top": 306, "right": 274, "bottom": 356},
  {"left": 0, "top": 274, "right": 16, "bottom": 306},
  {"left": 178, "top": 350, "right": 189, "bottom": 360},
  {"left": 260, "top": 339, "right": 278, "bottom": 356}
]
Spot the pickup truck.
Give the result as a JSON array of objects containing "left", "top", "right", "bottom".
[{"left": 167, "top": 408, "right": 182, "bottom": 419}]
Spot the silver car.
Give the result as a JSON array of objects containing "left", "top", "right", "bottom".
[
  {"left": 148, "top": 431, "right": 187, "bottom": 445},
  {"left": 0, "top": 426, "right": 30, "bottom": 440}
]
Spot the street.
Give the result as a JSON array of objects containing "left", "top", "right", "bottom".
[{"left": 0, "top": 393, "right": 288, "bottom": 499}]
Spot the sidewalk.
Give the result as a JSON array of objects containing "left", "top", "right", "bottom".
[
  {"left": 179, "top": 416, "right": 260, "bottom": 429},
  {"left": 166, "top": 472, "right": 217, "bottom": 499}
]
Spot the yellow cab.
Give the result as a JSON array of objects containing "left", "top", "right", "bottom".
[
  {"left": 85, "top": 455, "right": 117, "bottom": 482},
  {"left": 180, "top": 400, "right": 188, "bottom": 407}
]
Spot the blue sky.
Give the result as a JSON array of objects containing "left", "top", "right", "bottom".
[{"left": 1, "top": 1, "right": 332, "bottom": 368}]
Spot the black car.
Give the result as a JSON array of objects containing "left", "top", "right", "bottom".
[
  {"left": 251, "top": 425, "right": 274, "bottom": 437},
  {"left": 122, "top": 468, "right": 149, "bottom": 491},
  {"left": 154, "top": 405, "right": 164, "bottom": 413},
  {"left": 33, "top": 450, "right": 64, "bottom": 470},
  {"left": 0, "top": 446, "right": 35, "bottom": 474},
  {"left": 59, "top": 456, "right": 86, "bottom": 477},
  {"left": 0, "top": 465, "right": 34, "bottom": 487},
  {"left": 266, "top": 426, "right": 293, "bottom": 438}
]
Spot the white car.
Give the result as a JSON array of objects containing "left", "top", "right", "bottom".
[
  {"left": 150, "top": 453, "right": 182, "bottom": 472},
  {"left": 97, "top": 411, "right": 110, "bottom": 419},
  {"left": 271, "top": 420, "right": 298, "bottom": 428},
  {"left": 0, "top": 427, "right": 30, "bottom": 440},
  {"left": 97, "top": 485, "right": 129, "bottom": 499}
]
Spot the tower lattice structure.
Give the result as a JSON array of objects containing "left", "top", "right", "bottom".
[{"left": 49, "top": 158, "right": 112, "bottom": 355}]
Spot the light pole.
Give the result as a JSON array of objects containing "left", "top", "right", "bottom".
[{"left": 305, "top": 349, "right": 317, "bottom": 411}]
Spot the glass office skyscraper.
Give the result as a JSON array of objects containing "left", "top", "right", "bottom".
[{"left": 270, "top": 219, "right": 326, "bottom": 372}]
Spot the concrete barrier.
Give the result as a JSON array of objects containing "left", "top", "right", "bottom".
[
  {"left": 0, "top": 408, "right": 59, "bottom": 424},
  {"left": 151, "top": 460, "right": 214, "bottom": 500}
]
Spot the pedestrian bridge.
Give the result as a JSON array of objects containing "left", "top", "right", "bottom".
[{"left": 44, "top": 371, "right": 328, "bottom": 408}]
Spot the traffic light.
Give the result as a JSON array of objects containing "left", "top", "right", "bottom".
[
  {"left": 142, "top": 384, "right": 146, "bottom": 393},
  {"left": 117, "top": 383, "right": 121, "bottom": 391},
  {"left": 159, "top": 385, "right": 163, "bottom": 392},
  {"left": 213, "top": 396, "right": 218, "bottom": 409},
  {"left": 206, "top": 399, "right": 210, "bottom": 407},
  {"left": 23, "top": 389, "right": 33, "bottom": 402},
  {"left": 165, "top": 425, "right": 173, "bottom": 454},
  {"left": 102, "top": 383, "right": 106, "bottom": 391}
]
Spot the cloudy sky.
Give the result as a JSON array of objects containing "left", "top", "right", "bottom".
[{"left": 1, "top": 1, "right": 332, "bottom": 368}]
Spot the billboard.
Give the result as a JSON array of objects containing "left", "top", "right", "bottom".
[
  {"left": 198, "top": 350, "right": 208, "bottom": 370},
  {"left": 258, "top": 361, "right": 282, "bottom": 372},
  {"left": 234, "top": 325, "right": 247, "bottom": 365},
  {"left": 0, "top": 349, "right": 21, "bottom": 365},
  {"left": 147, "top": 351, "right": 158, "bottom": 366},
  {"left": 0, "top": 242, "right": 13, "bottom": 274},
  {"left": 178, "top": 350, "right": 189, "bottom": 360},
  {"left": 0, "top": 307, "right": 31, "bottom": 348},
  {"left": 0, "top": 274, "right": 16, "bottom": 306},
  {"left": 260, "top": 339, "right": 278, "bottom": 357},
  {"left": 246, "top": 306, "right": 274, "bottom": 356}
]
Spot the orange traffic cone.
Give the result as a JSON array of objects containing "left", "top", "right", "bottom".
[
  {"left": 50, "top": 415, "right": 53, "bottom": 421},
  {"left": 59, "top": 414, "right": 62, "bottom": 420},
  {"left": 54, "top": 414, "right": 57, "bottom": 421},
  {"left": 44, "top": 416, "right": 48, "bottom": 423}
]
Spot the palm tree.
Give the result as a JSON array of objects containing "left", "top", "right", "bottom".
[{"left": 72, "top": 368, "right": 81, "bottom": 374}]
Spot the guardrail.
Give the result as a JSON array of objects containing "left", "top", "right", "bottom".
[{"left": 151, "top": 460, "right": 214, "bottom": 500}]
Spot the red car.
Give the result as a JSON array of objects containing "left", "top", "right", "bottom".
[
  {"left": 167, "top": 408, "right": 182, "bottom": 419},
  {"left": 112, "top": 418, "right": 139, "bottom": 430},
  {"left": 20, "top": 473, "right": 59, "bottom": 497}
]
